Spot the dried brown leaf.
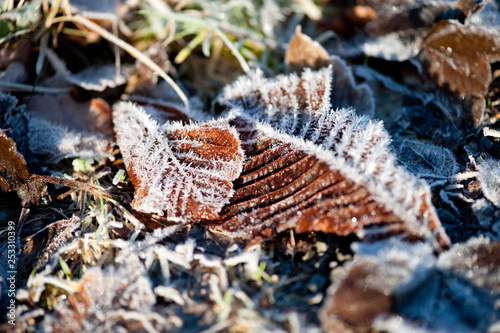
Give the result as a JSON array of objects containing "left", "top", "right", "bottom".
[
  {"left": 320, "top": 261, "right": 393, "bottom": 332},
  {"left": 321, "top": 238, "right": 499, "bottom": 332},
  {"left": 285, "top": 26, "right": 330, "bottom": 74},
  {"left": 359, "top": 0, "right": 449, "bottom": 36},
  {"left": 420, "top": 21, "right": 500, "bottom": 97},
  {"left": 206, "top": 119, "right": 448, "bottom": 248},
  {"left": 0, "top": 129, "right": 30, "bottom": 192},
  {"left": 211, "top": 69, "right": 448, "bottom": 248},
  {"left": 0, "top": 130, "right": 48, "bottom": 206}
]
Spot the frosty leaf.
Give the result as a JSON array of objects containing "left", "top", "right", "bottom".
[
  {"left": 397, "top": 140, "right": 458, "bottom": 180},
  {"left": 113, "top": 102, "right": 244, "bottom": 221},
  {"left": 0, "top": 130, "right": 48, "bottom": 205},
  {"left": 65, "top": 0, "right": 118, "bottom": 15},
  {"left": 420, "top": 21, "right": 500, "bottom": 97},
  {"left": 17, "top": 94, "right": 114, "bottom": 162},
  {"left": 359, "top": 0, "right": 449, "bottom": 37},
  {"left": 211, "top": 68, "right": 447, "bottom": 247},
  {"left": 476, "top": 158, "right": 500, "bottom": 206},
  {"left": 320, "top": 240, "right": 435, "bottom": 332},
  {"left": 216, "top": 66, "right": 374, "bottom": 123},
  {"left": 285, "top": 26, "right": 330, "bottom": 74},
  {"left": 206, "top": 116, "right": 448, "bottom": 248},
  {"left": 321, "top": 239, "right": 499, "bottom": 332}
]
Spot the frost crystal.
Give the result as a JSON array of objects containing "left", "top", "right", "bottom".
[{"left": 113, "top": 102, "right": 244, "bottom": 221}]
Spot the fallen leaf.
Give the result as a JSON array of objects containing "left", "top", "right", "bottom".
[
  {"left": 420, "top": 20, "right": 500, "bottom": 97},
  {"left": 0, "top": 130, "right": 48, "bottom": 205},
  {"left": 67, "top": 64, "right": 127, "bottom": 92},
  {"left": 113, "top": 102, "right": 244, "bottom": 221},
  {"left": 321, "top": 238, "right": 499, "bottom": 332},
  {"left": 211, "top": 68, "right": 449, "bottom": 248},
  {"left": 285, "top": 26, "right": 330, "bottom": 74},
  {"left": 397, "top": 140, "right": 458, "bottom": 180},
  {"left": 15, "top": 94, "right": 115, "bottom": 163},
  {"left": 41, "top": 256, "right": 158, "bottom": 333},
  {"left": 0, "top": 129, "right": 30, "bottom": 192},
  {"left": 206, "top": 117, "right": 448, "bottom": 248},
  {"left": 438, "top": 236, "right": 500, "bottom": 293},
  {"left": 476, "top": 158, "right": 500, "bottom": 207}
]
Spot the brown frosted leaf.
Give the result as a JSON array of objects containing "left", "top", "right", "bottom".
[
  {"left": 438, "top": 236, "right": 500, "bottom": 293},
  {"left": 285, "top": 26, "right": 330, "bottom": 74},
  {"left": 420, "top": 21, "right": 500, "bottom": 97},
  {"left": 206, "top": 118, "right": 448, "bottom": 248},
  {"left": 113, "top": 102, "right": 244, "bottom": 221},
  {"left": 320, "top": 261, "right": 393, "bottom": 332},
  {"left": 211, "top": 68, "right": 446, "bottom": 247}
]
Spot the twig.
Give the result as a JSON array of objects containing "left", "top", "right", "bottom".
[
  {"left": 51, "top": 14, "right": 189, "bottom": 108},
  {"left": 33, "top": 174, "right": 120, "bottom": 202},
  {"left": 0, "top": 81, "right": 70, "bottom": 93}
]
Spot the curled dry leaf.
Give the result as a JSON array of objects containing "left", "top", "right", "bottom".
[
  {"left": 420, "top": 21, "right": 500, "bottom": 97},
  {"left": 113, "top": 102, "right": 244, "bottom": 221},
  {"left": 0, "top": 130, "right": 48, "bottom": 206},
  {"left": 285, "top": 26, "right": 330, "bottom": 74},
  {"left": 211, "top": 68, "right": 449, "bottom": 248}
]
